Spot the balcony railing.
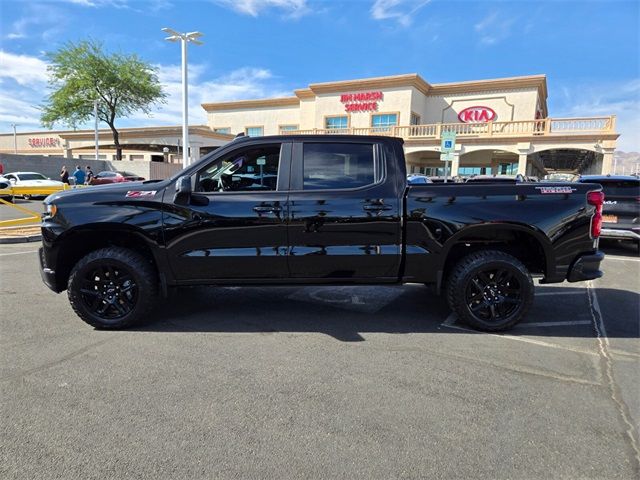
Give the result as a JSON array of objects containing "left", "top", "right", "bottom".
[{"left": 285, "top": 116, "right": 616, "bottom": 140}]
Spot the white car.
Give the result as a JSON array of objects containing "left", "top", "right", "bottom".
[
  {"left": 0, "top": 175, "right": 13, "bottom": 203},
  {"left": 4, "top": 172, "right": 65, "bottom": 199}
]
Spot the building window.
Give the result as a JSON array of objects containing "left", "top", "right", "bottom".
[
  {"left": 279, "top": 125, "right": 299, "bottom": 133},
  {"left": 325, "top": 116, "right": 348, "bottom": 130},
  {"left": 410, "top": 112, "right": 421, "bottom": 125},
  {"left": 213, "top": 127, "right": 231, "bottom": 134},
  {"left": 245, "top": 126, "right": 264, "bottom": 137},
  {"left": 499, "top": 163, "right": 518, "bottom": 175},
  {"left": 371, "top": 113, "right": 398, "bottom": 132},
  {"left": 458, "top": 167, "right": 485, "bottom": 176}
]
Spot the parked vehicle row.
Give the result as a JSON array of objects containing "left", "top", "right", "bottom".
[
  {"left": 578, "top": 175, "right": 640, "bottom": 252},
  {"left": 0, "top": 170, "right": 146, "bottom": 201}
]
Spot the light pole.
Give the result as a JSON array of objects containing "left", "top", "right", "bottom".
[
  {"left": 162, "top": 28, "right": 204, "bottom": 168},
  {"left": 93, "top": 100, "right": 100, "bottom": 161},
  {"left": 10, "top": 124, "right": 18, "bottom": 154}
]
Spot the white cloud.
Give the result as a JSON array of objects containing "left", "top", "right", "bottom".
[
  {"left": 553, "top": 79, "right": 640, "bottom": 152},
  {"left": 142, "top": 64, "right": 287, "bottom": 126},
  {"left": 474, "top": 12, "right": 517, "bottom": 45},
  {"left": 4, "top": 4, "right": 68, "bottom": 41},
  {"left": 212, "top": 0, "right": 310, "bottom": 18},
  {"left": 0, "top": 90, "right": 43, "bottom": 128},
  {"left": 371, "top": 0, "right": 431, "bottom": 27},
  {"left": 0, "top": 48, "right": 288, "bottom": 133},
  {"left": 59, "top": 0, "right": 131, "bottom": 7},
  {"left": 0, "top": 51, "right": 49, "bottom": 86}
]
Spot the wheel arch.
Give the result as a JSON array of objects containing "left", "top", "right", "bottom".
[
  {"left": 53, "top": 223, "right": 164, "bottom": 292},
  {"left": 438, "top": 223, "right": 554, "bottom": 289}
]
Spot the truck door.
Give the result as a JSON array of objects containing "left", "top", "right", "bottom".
[
  {"left": 163, "top": 142, "right": 290, "bottom": 281},
  {"left": 286, "top": 139, "right": 402, "bottom": 280}
]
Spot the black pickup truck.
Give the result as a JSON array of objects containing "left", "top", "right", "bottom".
[{"left": 40, "top": 135, "right": 605, "bottom": 331}]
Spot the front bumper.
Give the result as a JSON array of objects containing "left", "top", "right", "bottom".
[
  {"left": 39, "top": 247, "right": 60, "bottom": 293},
  {"left": 601, "top": 228, "right": 640, "bottom": 241},
  {"left": 567, "top": 250, "right": 605, "bottom": 283}
]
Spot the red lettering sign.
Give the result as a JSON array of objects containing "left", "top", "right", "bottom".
[
  {"left": 28, "top": 137, "right": 60, "bottom": 148},
  {"left": 457, "top": 106, "right": 496, "bottom": 123},
  {"left": 340, "top": 91, "right": 383, "bottom": 113}
]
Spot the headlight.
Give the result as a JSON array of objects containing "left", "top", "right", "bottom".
[{"left": 44, "top": 203, "right": 57, "bottom": 218}]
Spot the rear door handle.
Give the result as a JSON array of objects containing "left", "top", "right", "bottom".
[{"left": 253, "top": 205, "right": 281, "bottom": 213}]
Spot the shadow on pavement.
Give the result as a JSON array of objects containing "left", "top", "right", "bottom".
[{"left": 134, "top": 283, "right": 639, "bottom": 342}]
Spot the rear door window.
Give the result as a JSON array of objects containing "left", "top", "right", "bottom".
[{"left": 302, "top": 143, "right": 376, "bottom": 190}]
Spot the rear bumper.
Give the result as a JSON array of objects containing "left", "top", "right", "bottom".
[
  {"left": 39, "top": 247, "right": 61, "bottom": 293},
  {"left": 601, "top": 228, "right": 640, "bottom": 241},
  {"left": 567, "top": 250, "right": 605, "bottom": 283}
]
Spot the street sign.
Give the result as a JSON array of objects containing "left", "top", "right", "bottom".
[
  {"left": 440, "top": 152, "right": 455, "bottom": 162},
  {"left": 257, "top": 158, "right": 266, "bottom": 165},
  {"left": 440, "top": 131, "right": 456, "bottom": 153}
]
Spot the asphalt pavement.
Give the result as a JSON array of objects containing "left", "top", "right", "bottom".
[{"left": 0, "top": 239, "right": 638, "bottom": 479}]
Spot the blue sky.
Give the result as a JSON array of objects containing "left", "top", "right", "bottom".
[{"left": 1, "top": 0, "right": 639, "bottom": 150}]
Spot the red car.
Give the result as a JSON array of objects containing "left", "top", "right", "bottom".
[{"left": 90, "top": 171, "right": 145, "bottom": 185}]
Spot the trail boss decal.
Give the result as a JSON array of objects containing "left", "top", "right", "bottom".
[
  {"left": 126, "top": 191, "right": 156, "bottom": 198},
  {"left": 535, "top": 186, "right": 576, "bottom": 194}
]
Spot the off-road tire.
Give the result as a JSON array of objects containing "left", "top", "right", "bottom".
[
  {"left": 68, "top": 247, "right": 158, "bottom": 329},
  {"left": 446, "top": 250, "right": 534, "bottom": 331}
]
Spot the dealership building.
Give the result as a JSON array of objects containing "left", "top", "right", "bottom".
[
  {"left": 202, "top": 73, "right": 619, "bottom": 177},
  {"left": 1, "top": 73, "right": 619, "bottom": 176},
  {"left": 0, "top": 125, "right": 231, "bottom": 163}
]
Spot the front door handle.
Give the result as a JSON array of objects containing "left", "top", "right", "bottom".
[
  {"left": 363, "top": 204, "right": 392, "bottom": 211},
  {"left": 253, "top": 205, "right": 281, "bottom": 213}
]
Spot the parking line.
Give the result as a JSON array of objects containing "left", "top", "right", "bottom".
[
  {"left": 0, "top": 250, "right": 39, "bottom": 257},
  {"left": 535, "top": 291, "right": 585, "bottom": 296},
  {"left": 441, "top": 314, "right": 639, "bottom": 360},
  {"left": 516, "top": 320, "right": 592, "bottom": 328},
  {"left": 587, "top": 281, "right": 640, "bottom": 463},
  {"left": 605, "top": 256, "right": 640, "bottom": 263}
]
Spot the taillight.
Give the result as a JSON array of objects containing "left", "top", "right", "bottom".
[{"left": 587, "top": 190, "right": 605, "bottom": 238}]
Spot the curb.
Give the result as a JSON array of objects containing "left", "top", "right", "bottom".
[{"left": 0, "top": 234, "right": 42, "bottom": 244}]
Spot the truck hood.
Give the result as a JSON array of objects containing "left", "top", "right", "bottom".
[{"left": 45, "top": 180, "right": 168, "bottom": 205}]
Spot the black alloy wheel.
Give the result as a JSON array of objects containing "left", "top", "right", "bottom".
[
  {"left": 464, "top": 267, "right": 522, "bottom": 323},
  {"left": 68, "top": 247, "right": 158, "bottom": 329},
  {"left": 447, "top": 250, "right": 534, "bottom": 331},
  {"left": 79, "top": 263, "right": 138, "bottom": 320}
]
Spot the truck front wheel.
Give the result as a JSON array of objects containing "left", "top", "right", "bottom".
[
  {"left": 446, "top": 250, "right": 534, "bottom": 331},
  {"left": 67, "top": 247, "right": 158, "bottom": 329}
]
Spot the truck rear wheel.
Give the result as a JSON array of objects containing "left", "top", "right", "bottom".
[
  {"left": 446, "top": 250, "right": 534, "bottom": 331},
  {"left": 67, "top": 247, "right": 158, "bottom": 329}
]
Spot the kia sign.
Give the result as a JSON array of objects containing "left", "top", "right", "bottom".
[{"left": 457, "top": 106, "right": 496, "bottom": 123}]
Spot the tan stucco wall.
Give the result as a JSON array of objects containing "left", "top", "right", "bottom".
[
  {"left": 0, "top": 131, "right": 66, "bottom": 155},
  {"left": 422, "top": 87, "right": 539, "bottom": 124},
  {"left": 207, "top": 105, "right": 301, "bottom": 135},
  {"left": 204, "top": 86, "right": 541, "bottom": 132}
]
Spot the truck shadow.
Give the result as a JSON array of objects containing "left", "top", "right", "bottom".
[{"left": 136, "top": 284, "right": 639, "bottom": 342}]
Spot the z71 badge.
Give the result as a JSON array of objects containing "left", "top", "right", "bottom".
[
  {"left": 126, "top": 190, "right": 156, "bottom": 198},
  {"left": 535, "top": 186, "right": 576, "bottom": 194}
]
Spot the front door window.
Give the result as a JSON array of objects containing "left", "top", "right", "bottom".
[{"left": 197, "top": 145, "right": 281, "bottom": 193}]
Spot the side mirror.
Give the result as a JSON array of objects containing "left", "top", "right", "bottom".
[{"left": 174, "top": 175, "right": 192, "bottom": 205}]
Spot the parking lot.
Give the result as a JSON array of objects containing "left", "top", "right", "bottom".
[{"left": 0, "top": 202, "right": 638, "bottom": 479}]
